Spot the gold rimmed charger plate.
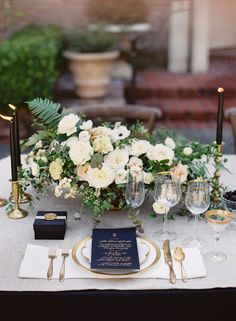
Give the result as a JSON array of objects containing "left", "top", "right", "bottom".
[{"left": 72, "top": 235, "right": 161, "bottom": 278}]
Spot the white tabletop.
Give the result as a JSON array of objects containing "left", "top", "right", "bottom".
[{"left": 0, "top": 155, "right": 236, "bottom": 292}]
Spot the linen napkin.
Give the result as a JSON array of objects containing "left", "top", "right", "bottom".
[{"left": 18, "top": 244, "right": 207, "bottom": 279}]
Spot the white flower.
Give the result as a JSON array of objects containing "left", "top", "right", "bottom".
[
  {"left": 79, "top": 130, "right": 90, "bottom": 142},
  {"left": 76, "top": 163, "right": 91, "bottom": 181},
  {"left": 57, "top": 114, "right": 80, "bottom": 136},
  {"left": 59, "top": 177, "right": 71, "bottom": 189},
  {"left": 61, "top": 136, "right": 79, "bottom": 148},
  {"left": 35, "top": 140, "right": 43, "bottom": 149},
  {"left": 86, "top": 165, "right": 115, "bottom": 188},
  {"left": 31, "top": 162, "right": 40, "bottom": 177},
  {"left": 55, "top": 185, "right": 63, "bottom": 197},
  {"left": 49, "top": 158, "right": 63, "bottom": 180},
  {"left": 147, "top": 143, "right": 174, "bottom": 165},
  {"left": 130, "top": 140, "right": 152, "bottom": 157},
  {"left": 143, "top": 172, "right": 155, "bottom": 184},
  {"left": 91, "top": 126, "right": 112, "bottom": 139},
  {"left": 93, "top": 135, "right": 113, "bottom": 154},
  {"left": 80, "top": 120, "right": 93, "bottom": 131},
  {"left": 65, "top": 187, "right": 77, "bottom": 199},
  {"left": 128, "top": 156, "right": 143, "bottom": 169},
  {"left": 183, "top": 147, "right": 193, "bottom": 156},
  {"left": 111, "top": 125, "right": 130, "bottom": 142},
  {"left": 164, "top": 137, "right": 176, "bottom": 149},
  {"left": 171, "top": 163, "right": 188, "bottom": 184},
  {"left": 115, "top": 169, "right": 128, "bottom": 184},
  {"left": 104, "top": 149, "right": 129, "bottom": 170},
  {"left": 152, "top": 201, "right": 169, "bottom": 214},
  {"left": 69, "top": 141, "right": 93, "bottom": 165}
]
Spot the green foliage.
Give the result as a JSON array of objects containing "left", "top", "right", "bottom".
[
  {"left": 0, "top": 25, "right": 63, "bottom": 108},
  {"left": 65, "top": 28, "right": 118, "bottom": 53}
]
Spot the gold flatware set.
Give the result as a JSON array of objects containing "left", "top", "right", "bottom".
[{"left": 47, "top": 240, "right": 70, "bottom": 281}]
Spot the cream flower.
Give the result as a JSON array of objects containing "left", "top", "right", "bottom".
[
  {"left": 91, "top": 126, "right": 112, "bottom": 139},
  {"left": 93, "top": 135, "right": 113, "bottom": 154},
  {"left": 79, "top": 130, "right": 90, "bottom": 142},
  {"left": 76, "top": 163, "right": 91, "bottom": 181},
  {"left": 143, "top": 172, "right": 155, "bottom": 184},
  {"left": 61, "top": 136, "right": 79, "bottom": 148},
  {"left": 69, "top": 141, "right": 93, "bottom": 165},
  {"left": 183, "top": 147, "right": 193, "bottom": 156},
  {"left": 86, "top": 165, "right": 115, "bottom": 188},
  {"left": 49, "top": 158, "right": 63, "bottom": 180},
  {"left": 80, "top": 120, "right": 93, "bottom": 131},
  {"left": 111, "top": 125, "right": 130, "bottom": 142},
  {"left": 147, "top": 143, "right": 174, "bottom": 165},
  {"left": 115, "top": 169, "right": 128, "bottom": 184},
  {"left": 104, "top": 149, "right": 129, "bottom": 170},
  {"left": 152, "top": 201, "right": 169, "bottom": 214},
  {"left": 171, "top": 163, "right": 188, "bottom": 183},
  {"left": 57, "top": 114, "right": 80, "bottom": 136},
  {"left": 130, "top": 140, "right": 152, "bottom": 157},
  {"left": 31, "top": 162, "right": 40, "bottom": 177},
  {"left": 128, "top": 156, "right": 143, "bottom": 169},
  {"left": 35, "top": 140, "right": 43, "bottom": 149},
  {"left": 164, "top": 137, "right": 176, "bottom": 149}
]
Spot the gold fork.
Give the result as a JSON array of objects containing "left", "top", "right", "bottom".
[
  {"left": 59, "top": 239, "right": 70, "bottom": 282},
  {"left": 47, "top": 246, "right": 57, "bottom": 280}
]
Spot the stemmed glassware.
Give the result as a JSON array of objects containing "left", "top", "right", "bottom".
[
  {"left": 125, "top": 169, "right": 145, "bottom": 231},
  {"left": 182, "top": 179, "right": 210, "bottom": 248},
  {"left": 204, "top": 209, "right": 232, "bottom": 263},
  {"left": 153, "top": 171, "right": 182, "bottom": 241}
]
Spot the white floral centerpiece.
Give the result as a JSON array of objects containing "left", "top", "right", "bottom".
[{"left": 20, "top": 98, "right": 217, "bottom": 228}]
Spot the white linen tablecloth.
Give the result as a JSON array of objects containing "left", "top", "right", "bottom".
[{"left": 0, "top": 155, "right": 236, "bottom": 292}]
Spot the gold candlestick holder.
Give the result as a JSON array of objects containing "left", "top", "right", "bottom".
[
  {"left": 0, "top": 198, "right": 7, "bottom": 207},
  {"left": 9, "top": 166, "right": 31, "bottom": 204},
  {"left": 8, "top": 181, "right": 28, "bottom": 219},
  {"left": 211, "top": 143, "right": 223, "bottom": 208}
]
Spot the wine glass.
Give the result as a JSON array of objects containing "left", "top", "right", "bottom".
[
  {"left": 125, "top": 169, "right": 145, "bottom": 231},
  {"left": 182, "top": 180, "right": 210, "bottom": 248},
  {"left": 204, "top": 209, "right": 232, "bottom": 263},
  {"left": 153, "top": 171, "right": 182, "bottom": 241}
]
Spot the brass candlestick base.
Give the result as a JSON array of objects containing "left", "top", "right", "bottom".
[
  {"left": 9, "top": 192, "right": 31, "bottom": 204},
  {"left": 0, "top": 198, "right": 7, "bottom": 207},
  {"left": 8, "top": 181, "right": 28, "bottom": 219}
]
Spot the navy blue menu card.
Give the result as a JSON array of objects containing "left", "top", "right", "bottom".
[{"left": 91, "top": 227, "right": 140, "bottom": 270}]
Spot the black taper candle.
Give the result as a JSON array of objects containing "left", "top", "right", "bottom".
[
  {"left": 9, "top": 119, "right": 18, "bottom": 181},
  {"left": 216, "top": 87, "right": 224, "bottom": 145},
  {"left": 9, "top": 104, "right": 21, "bottom": 167}
]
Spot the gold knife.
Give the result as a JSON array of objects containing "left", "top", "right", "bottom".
[{"left": 163, "top": 239, "right": 176, "bottom": 284}]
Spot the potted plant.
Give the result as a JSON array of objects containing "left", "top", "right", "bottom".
[{"left": 63, "top": 28, "right": 119, "bottom": 99}]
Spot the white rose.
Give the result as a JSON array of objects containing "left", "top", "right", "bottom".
[
  {"left": 31, "top": 162, "right": 40, "bottom": 177},
  {"left": 86, "top": 165, "right": 115, "bottom": 188},
  {"left": 104, "top": 149, "right": 129, "bottom": 170},
  {"left": 93, "top": 135, "right": 113, "bottom": 154},
  {"left": 130, "top": 140, "right": 152, "bottom": 157},
  {"left": 69, "top": 141, "right": 93, "bottom": 165},
  {"left": 91, "top": 126, "right": 112, "bottom": 139},
  {"left": 49, "top": 158, "right": 63, "bottom": 180},
  {"left": 80, "top": 120, "right": 93, "bottom": 131},
  {"left": 171, "top": 163, "right": 188, "bottom": 184},
  {"left": 115, "top": 169, "right": 128, "bottom": 184},
  {"left": 128, "top": 156, "right": 143, "bottom": 169},
  {"left": 111, "top": 125, "right": 130, "bottom": 142},
  {"left": 143, "top": 172, "right": 155, "bottom": 184},
  {"left": 147, "top": 143, "right": 174, "bottom": 165},
  {"left": 152, "top": 201, "right": 169, "bottom": 214},
  {"left": 57, "top": 114, "right": 80, "bottom": 136},
  {"left": 76, "top": 163, "right": 91, "bottom": 181},
  {"left": 183, "top": 147, "right": 193, "bottom": 156},
  {"left": 164, "top": 137, "right": 176, "bottom": 149},
  {"left": 61, "top": 136, "right": 79, "bottom": 148},
  {"left": 79, "top": 130, "right": 90, "bottom": 142}
]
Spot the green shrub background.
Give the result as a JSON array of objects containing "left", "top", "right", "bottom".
[{"left": 0, "top": 25, "right": 63, "bottom": 109}]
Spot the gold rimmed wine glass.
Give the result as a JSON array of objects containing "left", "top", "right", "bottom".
[
  {"left": 204, "top": 209, "right": 232, "bottom": 263},
  {"left": 182, "top": 179, "right": 210, "bottom": 248},
  {"left": 153, "top": 171, "right": 182, "bottom": 241}
]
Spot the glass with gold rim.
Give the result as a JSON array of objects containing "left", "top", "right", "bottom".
[
  {"left": 182, "top": 179, "right": 210, "bottom": 248},
  {"left": 153, "top": 171, "right": 182, "bottom": 241},
  {"left": 204, "top": 209, "right": 232, "bottom": 263}
]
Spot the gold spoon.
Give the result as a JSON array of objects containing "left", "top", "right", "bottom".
[{"left": 174, "top": 247, "right": 187, "bottom": 282}]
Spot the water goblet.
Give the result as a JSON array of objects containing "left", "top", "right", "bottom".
[
  {"left": 182, "top": 179, "right": 210, "bottom": 248},
  {"left": 125, "top": 169, "right": 145, "bottom": 232},
  {"left": 204, "top": 209, "right": 232, "bottom": 263},
  {"left": 153, "top": 171, "right": 182, "bottom": 241}
]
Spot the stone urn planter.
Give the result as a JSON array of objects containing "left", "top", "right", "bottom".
[{"left": 63, "top": 50, "right": 119, "bottom": 98}]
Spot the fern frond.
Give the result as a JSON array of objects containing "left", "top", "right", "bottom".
[{"left": 26, "top": 98, "right": 67, "bottom": 128}]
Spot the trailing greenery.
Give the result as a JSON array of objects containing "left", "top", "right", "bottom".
[{"left": 0, "top": 25, "right": 63, "bottom": 108}]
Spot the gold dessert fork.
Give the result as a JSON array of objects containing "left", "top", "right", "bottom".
[
  {"left": 59, "top": 239, "right": 70, "bottom": 282},
  {"left": 47, "top": 246, "right": 57, "bottom": 280}
]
